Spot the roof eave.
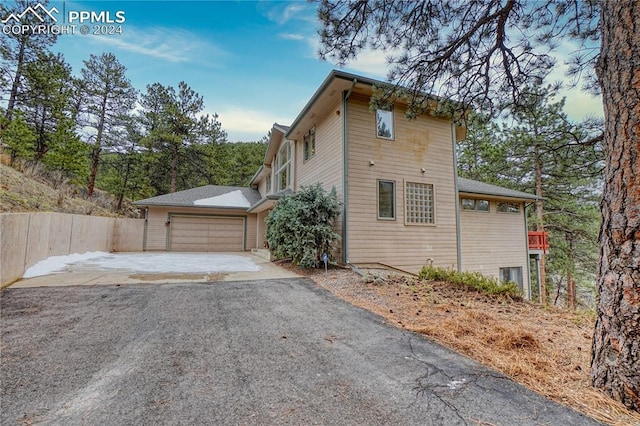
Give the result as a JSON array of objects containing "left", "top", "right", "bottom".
[{"left": 458, "top": 190, "right": 540, "bottom": 202}]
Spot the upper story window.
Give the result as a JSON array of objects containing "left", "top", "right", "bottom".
[
  {"left": 497, "top": 202, "right": 520, "bottom": 214},
  {"left": 376, "top": 107, "right": 394, "bottom": 140},
  {"left": 275, "top": 142, "right": 291, "bottom": 192},
  {"left": 303, "top": 126, "right": 316, "bottom": 161},
  {"left": 377, "top": 180, "right": 396, "bottom": 220},
  {"left": 406, "top": 182, "right": 435, "bottom": 225},
  {"left": 461, "top": 198, "right": 490, "bottom": 212},
  {"left": 266, "top": 173, "right": 272, "bottom": 193}
]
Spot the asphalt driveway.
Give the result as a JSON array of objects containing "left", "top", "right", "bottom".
[{"left": 1, "top": 278, "right": 599, "bottom": 425}]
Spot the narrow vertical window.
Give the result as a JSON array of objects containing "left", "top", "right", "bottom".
[
  {"left": 275, "top": 142, "right": 291, "bottom": 192},
  {"left": 377, "top": 180, "right": 396, "bottom": 219},
  {"left": 376, "top": 108, "right": 394, "bottom": 139},
  {"left": 303, "top": 126, "right": 316, "bottom": 161}
]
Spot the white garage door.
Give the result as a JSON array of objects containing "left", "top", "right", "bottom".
[{"left": 169, "top": 216, "right": 245, "bottom": 252}]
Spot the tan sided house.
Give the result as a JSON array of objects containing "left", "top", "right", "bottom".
[{"left": 136, "top": 70, "right": 542, "bottom": 298}]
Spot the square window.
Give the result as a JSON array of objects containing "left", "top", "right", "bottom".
[
  {"left": 377, "top": 180, "right": 395, "bottom": 219},
  {"left": 406, "top": 182, "right": 435, "bottom": 224},
  {"left": 461, "top": 198, "right": 475, "bottom": 210},
  {"left": 376, "top": 108, "right": 394, "bottom": 139},
  {"left": 500, "top": 267, "right": 523, "bottom": 290},
  {"left": 477, "top": 200, "right": 490, "bottom": 212}
]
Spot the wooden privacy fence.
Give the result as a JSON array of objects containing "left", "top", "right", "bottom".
[{"left": 0, "top": 212, "right": 144, "bottom": 287}]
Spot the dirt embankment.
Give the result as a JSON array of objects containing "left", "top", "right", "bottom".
[{"left": 0, "top": 164, "right": 137, "bottom": 217}]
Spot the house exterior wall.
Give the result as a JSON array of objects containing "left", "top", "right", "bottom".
[
  {"left": 257, "top": 171, "right": 269, "bottom": 196},
  {"left": 294, "top": 98, "right": 344, "bottom": 198},
  {"left": 256, "top": 210, "right": 269, "bottom": 249},
  {"left": 345, "top": 94, "right": 458, "bottom": 273},
  {"left": 459, "top": 199, "right": 530, "bottom": 297},
  {"left": 292, "top": 97, "right": 345, "bottom": 259},
  {"left": 144, "top": 206, "right": 257, "bottom": 251}
]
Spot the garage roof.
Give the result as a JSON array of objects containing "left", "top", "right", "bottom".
[
  {"left": 458, "top": 177, "right": 540, "bottom": 201},
  {"left": 135, "top": 185, "right": 262, "bottom": 209}
]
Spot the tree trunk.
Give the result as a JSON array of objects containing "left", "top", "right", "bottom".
[
  {"left": 5, "top": 35, "right": 26, "bottom": 122},
  {"left": 86, "top": 94, "right": 108, "bottom": 198},
  {"left": 170, "top": 143, "right": 178, "bottom": 193},
  {"left": 566, "top": 236, "right": 576, "bottom": 310},
  {"left": 591, "top": 0, "right": 640, "bottom": 412},
  {"left": 534, "top": 144, "right": 547, "bottom": 305},
  {"left": 87, "top": 145, "right": 101, "bottom": 198}
]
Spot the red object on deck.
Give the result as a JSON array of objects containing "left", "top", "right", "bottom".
[{"left": 528, "top": 231, "right": 549, "bottom": 251}]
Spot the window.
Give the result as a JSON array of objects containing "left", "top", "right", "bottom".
[
  {"left": 497, "top": 202, "right": 520, "bottom": 213},
  {"left": 377, "top": 180, "right": 395, "bottom": 219},
  {"left": 500, "top": 267, "right": 523, "bottom": 290},
  {"left": 266, "top": 174, "right": 272, "bottom": 193},
  {"left": 376, "top": 108, "right": 394, "bottom": 139},
  {"left": 461, "top": 198, "right": 489, "bottom": 212},
  {"left": 406, "top": 182, "right": 435, "bottom": 224},
  {"left": 275, "top": 142, "right": 291, "bottom": 192},
  {"left": 303, "top": 126, "right": 316, "bottom": 161}
]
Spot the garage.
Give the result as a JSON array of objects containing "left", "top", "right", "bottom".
[{"left": 169, "top": 216, "right": 245, "bottom": 252}]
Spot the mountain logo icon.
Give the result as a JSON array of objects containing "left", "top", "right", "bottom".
[{"left": 2, "top": 3, "right": 59, "bottom": 24}]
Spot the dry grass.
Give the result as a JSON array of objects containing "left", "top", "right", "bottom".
[
  {"left": 291, "top": 264, "right": 640, "bottom": 426},
  {"left": 0, "top": 163, "right": 138, "bottom": 217}
]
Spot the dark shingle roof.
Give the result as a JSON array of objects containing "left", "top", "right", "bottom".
[
  {"left": 458, "top": 177, "right": 539, "bottom": 200},
  {"left": 135, "top": 185, "right": 262, "bottom": 209}
]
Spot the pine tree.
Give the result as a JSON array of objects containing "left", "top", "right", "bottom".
[{"left": 78, "top": 53, "right": 136, "bottom": 197}]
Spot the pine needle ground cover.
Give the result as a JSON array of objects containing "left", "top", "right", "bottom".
[{"left": 286, "top": 264, "right": 640, "bottom": 426}]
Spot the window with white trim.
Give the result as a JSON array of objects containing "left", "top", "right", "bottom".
[
  {"left": 275, "top": 142, "right": 291, "bottom": 192},
  {"left": 377, "top": 180, "right": 395, "bottom": 220},
  {"left": 461, "top": 198, "right": 489, "bottom": 212},
  {"left": 266, "top": 174, "right": 272, "bottom": 193},
  {"left": 405, "top": 182, "right": 435, "bottom": 224},
  {"left": 500, "top": 266, "right": 523, "bottom": 290},
  {"left": 376, "top": 107, "right": 394, "bottom": 139},
  {"left": 303, "top": 126, "right": 316, "bottom": 161},
  {"left": 497, "top": 202, "right": 520, "bottom": 213}
]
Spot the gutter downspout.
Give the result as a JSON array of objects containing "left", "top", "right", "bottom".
[
  {"left": 451, "top": 123, "right": 462, "bottom": 272},
  {"left": 524, "top": 202, "right": 534, "bottom": 300},
  {"left": 142, "top": 207, "right": 148, "bottom": 251},
  {"left": 342, "top": 78, "right": 357, "bottom": 264}
]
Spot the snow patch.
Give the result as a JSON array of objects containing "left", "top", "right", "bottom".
[
  {"left": 22, "top": 252, "right": 261, "bottom": 278},
  {"left": 447, "top": 379, "right": 467, "bottom": 390},
  {"left": 23, "top": 252, "right": 108, "bottom": 278},
  {"left": 193, "top": 190, "right": 250, "bottom": 208}
]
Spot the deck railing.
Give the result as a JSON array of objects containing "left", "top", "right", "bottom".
[{"left": 528, "top": 231, "right": 549, "bottom": 252}]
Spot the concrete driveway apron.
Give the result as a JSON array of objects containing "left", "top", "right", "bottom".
[{"left": 10, "top": 252, "right": 298, "bottom": 288}]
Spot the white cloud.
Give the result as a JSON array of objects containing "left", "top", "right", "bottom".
[
  {"left": 216, "top": 108, "right": 290, "bottom": 142},
  {"left": 85, "top": 27, "right": 226, "bottom": 64},
  {"left": 340, "top": 48, "right": 391, "bottom": 79},
  {"left": 264, "top": 2, "right": 315, "bottom": 25},
  {"left": 279, "top": 32, "right": 305, "bottom": 41},
  {"left": 544, "top": 40, "right": 604, "bottom": 121}
]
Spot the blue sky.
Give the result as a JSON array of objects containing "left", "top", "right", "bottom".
[{"left": 17, "top": 1, "right": 604, "bottom": 142}]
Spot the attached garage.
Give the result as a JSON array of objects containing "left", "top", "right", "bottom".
[
  {"left": 169, "top": 216, "right": 245, "bottom": 252},
  {"left": 134, "top": 185, "right": 262, "bottom": 252}
]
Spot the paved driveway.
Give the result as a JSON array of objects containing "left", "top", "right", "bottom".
[{"left": 1, "top": 278, "right": 598, "bottom": 425}]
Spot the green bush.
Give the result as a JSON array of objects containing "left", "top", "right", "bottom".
[
  {"left": 265, "top": 183, "right": 341, "bottom": 268},
  {"left": 418, "top": 265, "right": 521, "bottom": 298}
]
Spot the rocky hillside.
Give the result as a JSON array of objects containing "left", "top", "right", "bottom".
[{"left": 0, "top": 164, "right": 138, "bottom": 217}]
